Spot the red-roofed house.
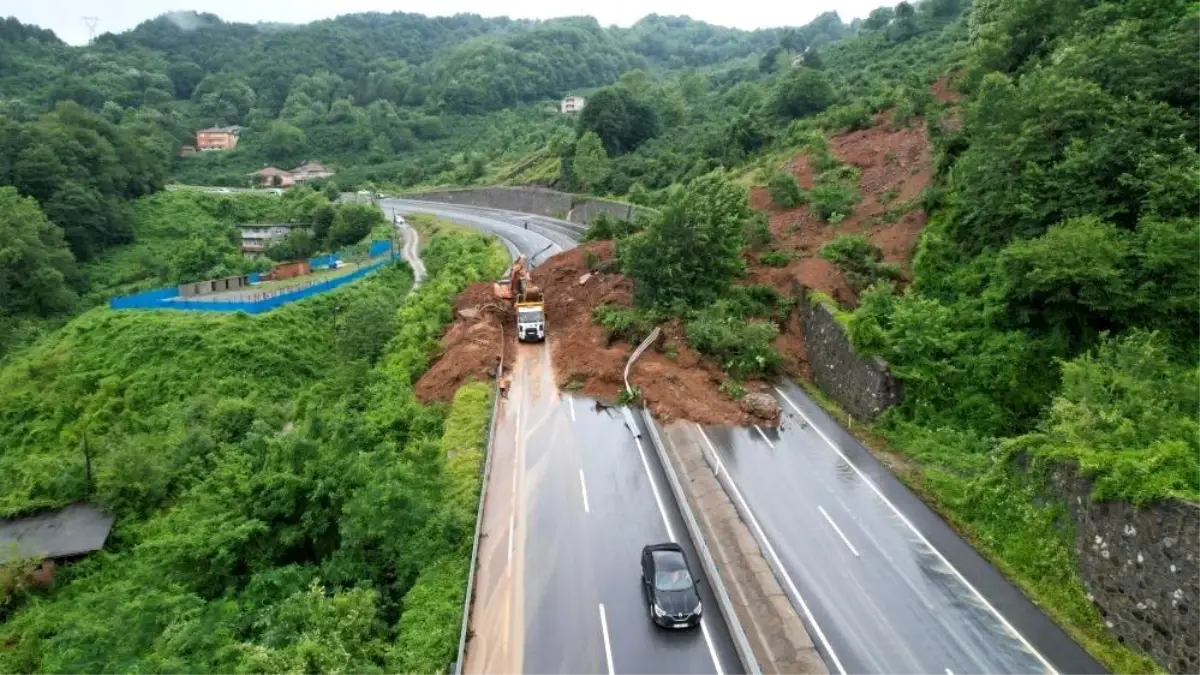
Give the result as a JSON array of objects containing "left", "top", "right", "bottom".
[{"left": 250, "top": 167, "right": 294, "bottom": 188}]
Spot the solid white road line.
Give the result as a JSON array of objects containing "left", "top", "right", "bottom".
[
  {"left": 753, "top": 425, "right": 775, "bottom": 448},
  {"left": 632, "top": 435, "right": 724, "bottom": 675},
  {"left": 818, "top": 505, "right": 860, "bottom": 558},
  {"left": 568, "top": 396, "right": 576, "bottom": 421},
  {"left": 599, "top": 603, "right": 615, "bottom": 675},
  {"left": 579, "top": 469, "right": 590, "bottom": 513},
  {"left": 507, "top": 510, "right": 515, "bottom": 572},
  {"left": 697, "top": 424, "right": 848, "bottom": 675},
  {"left": 773, "top": 386, "right": 1059, "bottom": 674}
]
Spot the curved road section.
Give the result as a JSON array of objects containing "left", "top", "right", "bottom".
[{"left": 382, "top": 199, "right": 741, "bottom": 675}]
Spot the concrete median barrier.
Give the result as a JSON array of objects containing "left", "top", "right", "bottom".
[{"left": 644, "top": 416, "right": 829, "bottom": 675}]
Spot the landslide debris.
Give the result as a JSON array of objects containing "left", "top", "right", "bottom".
[
  {"left": 413, "top": 281, "right": 513, "bottom": 403},
  {"left": 530, "top": 242, "right": 771, "bottom": 427}
]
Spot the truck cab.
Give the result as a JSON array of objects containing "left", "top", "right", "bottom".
[{"left": 515, "top": 302, "right": 546, "bottom": 343}]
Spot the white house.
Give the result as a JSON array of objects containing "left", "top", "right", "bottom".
[
  {"left": 240, "top": 223, "right": 299, "bottom": 255},
  {"left": 560, "top": 95, "right": 586, "bottom": 114}
]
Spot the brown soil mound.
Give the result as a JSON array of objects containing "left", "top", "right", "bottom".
[
  {"left": 530, "top": 243, "right": 763, "bottom": 426},
  {"left": 414, "top": 281, "right": 513, "bottom": 403}
]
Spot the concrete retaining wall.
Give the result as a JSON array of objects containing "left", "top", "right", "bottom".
[
  {"left": 1052, "top": 465, "right": 1199, "bottom": 673},
  {"left": 405, "top": 186, "right": 655, "bottom": 226},
  {"left": 794, "top": 284, "right": 901, "bottom": 422}
]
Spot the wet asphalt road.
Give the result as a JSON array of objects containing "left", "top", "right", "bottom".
[
  {"left": 382, "top": 199, "right": 583, "bottom": 264},
  {"left": 698, "top": 381, "right": 1106, "bottom": 675},
  {"left": 395, "top": 200, "right": 739, "bottom": 674},
  {"left": 467, "top": 344, "right": 741, "bottom": 675},
  {"left": 383, "top": 198, "right": 1103, "bottom": 675}
]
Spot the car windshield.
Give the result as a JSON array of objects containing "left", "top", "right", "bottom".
[
  {"left": 519, "top": 310, "right": 544, "bottom": 323},
  {"left": 652, "top": 551, "right": 693, "bottom": 591}
]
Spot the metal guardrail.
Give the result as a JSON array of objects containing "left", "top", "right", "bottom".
[
  {"left": 452, "top": 239, "right": 519, "bottom": 675},
  {"left": 639, "top": 408, "right": 763, "bottom": 675},
  {"left": 623, "top": 326, "right": 662, "bottom": 395}
]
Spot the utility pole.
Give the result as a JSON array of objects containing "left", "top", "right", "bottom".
[
  {"left": 82, "top": 431, "right": 93, "bottom": 497},
  {"left": 82, "top": 17, "right": 100, "bottom": 44}
]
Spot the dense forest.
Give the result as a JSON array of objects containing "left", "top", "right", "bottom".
[{"left": 0, "top": 226, "right": 509, "bottom": 672}]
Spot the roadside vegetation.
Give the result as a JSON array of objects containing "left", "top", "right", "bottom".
[
  {"left": 2, "top": 186, "right": 389, "bottom": 355},
  {"left": 0, "top": 227, "right": 507, "bottom": 672}
]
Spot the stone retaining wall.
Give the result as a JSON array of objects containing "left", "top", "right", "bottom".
[
  {"left": 794, "top": 284, "right": 902, "bottom": 422},
  {"left": 405, "top": 186, "right": 655, "bottom": 226},
  {"left": 1052, "top": 465, "right": 1199, "bottom": 673}
]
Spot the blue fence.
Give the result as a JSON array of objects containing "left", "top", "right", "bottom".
[
  {"left": 110, "top": 253, "right": 400, "bottom": 314},
  {"left": 309, "top": 254, "right": 337, "bottom": 270},
  {"left": 109, "top": 286, "right": 180, "bottom": 309},
  {"left": 368, "top": 239, "right": 393, "bottom": 258}
]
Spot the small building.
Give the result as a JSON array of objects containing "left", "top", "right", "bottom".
[
  {"left": 250, "top": 167, "right": 294, "bottom": 188},
  {"left": 241, "top": 223, "right": 299, "bottom": 255},
  {"left": 178, "top": 274, "right": 252, "bottom": 298},
  {"left": 292, "top": 161, "right": 335, "bottom": 183},
  {"left": 178, "top": 145, "right": 196, "bottom": 156},
  {"left": 560, "top": 95, "right": 586, "bottom": 114},
  {"left": 270, "top": 260, "right": 311, "bottom": 280},
  {"left": 195, "top": 126, "right": 242, "bottom": 151}
]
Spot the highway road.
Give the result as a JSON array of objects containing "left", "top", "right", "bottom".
[
  {"left": 697, "top": 381, "right": 1106, "bottom": 675},
  {"left": 385, "top": 199, "right": 741, "bottom": 675},
  {"left": 384, "top": 197, "right": 1102, "bottom": 675}
]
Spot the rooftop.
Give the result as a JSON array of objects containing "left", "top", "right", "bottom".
[{"left": 0, "top": 503, "right": 115, "bottom": 563}]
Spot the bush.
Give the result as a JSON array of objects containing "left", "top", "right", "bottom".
[
  {"left": 593, "top": 305, "right": 659, "bottom": 346},
  {"left": 822, "top": 103, "right": 874, "bottom": 132},
  {"left": 582, "top": 212, "right": 643, "bottom": 242},
  {"left": 685, "top": 303, "right": 781, "bottom": 379},
  {"left": 759, "top": 249, "right": 796, "bottom": 267},
  {"left": 766, "top": 170, "right": 804, "bottom": 208},
  {"left": 742, "top": 212, "right": 773, "bottom": 251},
  {"left": 328, "top": 203, "right": 384, "bottom": 248},
  {"left": 819, "top": 234, "right": 903, "bottom": 292}
]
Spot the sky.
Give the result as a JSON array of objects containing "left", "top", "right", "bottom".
[{"left": 10, "top": 0, "right": 883, "bottom": 46}]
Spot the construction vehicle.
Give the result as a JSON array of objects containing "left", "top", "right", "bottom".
[{"left": 492, "top": 254, "right": 546, "bottom": 343}]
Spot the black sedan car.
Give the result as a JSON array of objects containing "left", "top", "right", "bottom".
[{"left": 640, "top": 543, "right": 703, "bottom": 629}]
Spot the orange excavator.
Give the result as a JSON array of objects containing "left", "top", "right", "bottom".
[{"left": 493, "top": 255, "right": 546, "bottom": 342}]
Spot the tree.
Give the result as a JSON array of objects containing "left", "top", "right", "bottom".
[
  {"left": 0, "top": 187, "right": 77, "bottom": 318},
  {"left": 801, "top": 48, "right": 824, "bottom": 70},
  {"left": 577, "top": 85, "right": 660, "bottom": 155},
  {"left": 572, "top": 132, "right": 611, "bottom": 191},
  {"left": 327, "top": 204, "right": 381, "bottom": 248},
  {"left": 759, "top": 46, "right": 784, "bottom": 73},
  {"left": 772, "top": 67, "right": 835, "bottom": 119},
  {"left": 311, "top": 204, "right": 337, "bottom": 242},
  {"left": 267, "top": 228, "right": 317, "bottom": 262},
  {"left": 264, "top": 122, "right": 308, "bottom": 164},
  {"left": 620, "top": 170, "right": 750, "bottom": 309},
  {"left": 779, "top": 28, "right": 808, "bottom": 53},
  {"left": 862, "top": 7, "right": 896, "bottom": 31}
]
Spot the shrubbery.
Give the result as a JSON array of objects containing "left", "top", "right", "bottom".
[
  {"left": 593, "top": 305, "right": 660, "bottom": 346},
  {"left": 766, "top": 169, "right": 803, "bottom": 208},
  {"left": 0, "top": 227, "right": 508, "bottom": 673},
  {"left": 818, "top": 234, "right": 902, "bottom": 292},
  {"left": 685, "top": 302, "right": 781, "bottom": 380}
]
